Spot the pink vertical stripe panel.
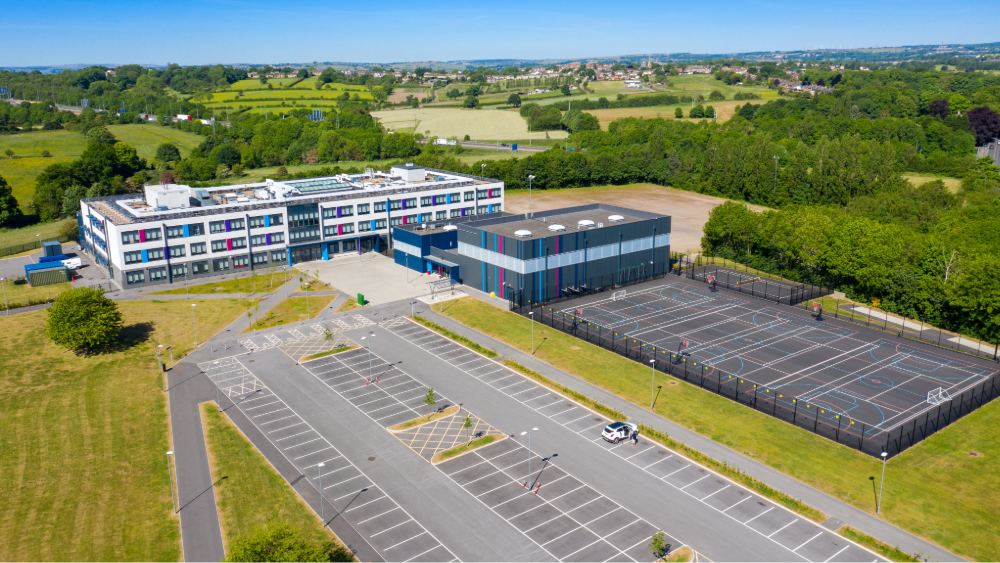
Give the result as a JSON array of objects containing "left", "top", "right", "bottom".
[
  {"left": 139, "top": 230, "right": 146, "bottom": 243},
  {"left": 227, "top": 239, "right": 233, "bottom": 251}
]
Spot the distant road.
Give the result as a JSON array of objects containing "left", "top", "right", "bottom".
[{"left": 416, "top": 139, "right": 549, "bottom": 153}]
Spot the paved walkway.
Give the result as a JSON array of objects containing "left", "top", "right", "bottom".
[{"left": 404, "top": 300, "right": 961, "bottom": 562}]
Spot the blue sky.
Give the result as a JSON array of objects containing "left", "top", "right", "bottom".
[{"left": 2, "top": 0, "right": 995, "bottom": 66}]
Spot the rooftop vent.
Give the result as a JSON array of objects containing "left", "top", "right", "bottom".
[
  {"left": 443, "top": 225, "right": 458, "bottom": 231},
  {"left": 514, "top": 229, "right": 533, "bottom": 238},
  {"left": 608, "top": 214, "right": 625, "bottom": 222},
  {"left": 548, "top": 224, "right": 566, "bottom": 232},
  {"left": 577, "top": 219, "right": 595, "bottom": 229}
]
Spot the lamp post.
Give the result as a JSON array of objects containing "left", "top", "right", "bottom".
[
  {"left": 877, "top": 451, "right": 888, "bottom": 514},
  {"left": 1, "top": 277, "right": 8, "bottom": 317},
  {"left": 158, "top": 345, "right": 165, "bottom": 391},
  {"left": 527, "top": 175, "right": 536, "bottom": 217},
  {"left": 649, "top": 358, "right": 656, "bottom": 409},
  {"left": 166, "top": 451, "right": 177, "bottom": 513},
  {"left": 214, "top": 361, "right": 221, "bottom": 412},
  {"left": 520, "top": 427, "right": 539, "bottom": 486},
  {"left": 528, "top": 311, "right": 534, "bottom": 354},
  {"left": 481, "top": 163, "right": 486, "bottom": 179},
  {"left": 318, "top": 462, "right": 326, "bottom": 524},
  {"left": 362, "top": 333, "right": 375, "bottom": 380}
]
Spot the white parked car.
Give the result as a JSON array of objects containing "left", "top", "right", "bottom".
[
  {"left": 602, "top": 421, "right": 637, "bottom": 443},
  {"left": 61, "top": 258, "right": 82, "bottom": 270}
]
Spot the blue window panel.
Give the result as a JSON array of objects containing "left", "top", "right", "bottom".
[
  {"left": 225, "top": 219, "right": 231, "bottom": 232},
  {"left": 264, "top": 215, "right": 270, "bottom": 228},
  {"left": 337, "top": 207, "right": 342, "bottom": 218},
  {"left": 287, "top": 252, "right": 293, "bottom": 267},
  {"left": 183, "top": 224, "right": 190, "bottom": 237},
  {"left": 446, "top": 194, "right": 451, "bottom": 204},
  {"left": 141, "top": 249, "right": 148, "bottom": 263},
  {"left": 323, "top": 244, "right": 329, "bottom": 260},
  {"left": 164, "top": 247, "right": 170, "bottom": 260},
  {"left": 371, "top": 220, "right": 376, "bottom": 231}
]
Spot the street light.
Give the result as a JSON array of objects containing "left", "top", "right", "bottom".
[
  {"left": 166, "top": 451, "right": 177, "bottom": 513},
  {"left": 191, "top": 304, "right": 198, "bottom": 345},
  {"left": 481, "top": 163, "right": 486, "bottom": 178},
  {"left": 361, "top": 333, "right": 375, "bottom": 381},
  {"left": 214, "top": 361, "right": 221, "bottom": 412},
  {"left": 519, "top": 427, "right": 539, "bottom": 487},
  {"left": 158, "top": 345, "right": 165, "bottom": 391},
  {"left": 877, "top": 451, "right": 888, "bottom": 514},
  {"left": 649, "top": 358, "right": 656, "bottom": 409},
  {"left": 527, "top": 175, "right": 536, "bottom": 217},
  {"left": 318, "top": 462, "right": 326, "bottom": 524},
  {"left": 528, "top": 311, "right": 534, "bottom": 354}
]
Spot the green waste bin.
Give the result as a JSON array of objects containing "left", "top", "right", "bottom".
[{"left": 357, "top": 293, "right": 366, "bottom": 306}]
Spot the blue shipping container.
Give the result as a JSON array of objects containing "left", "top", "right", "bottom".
[
  {"left": 38, "top": 254, "right": 69, "bottom": 263},
  {"left": 24, "top": 263, "right": 66, "bottom": 276}
]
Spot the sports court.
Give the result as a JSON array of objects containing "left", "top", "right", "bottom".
[{"left": 555, "top": 278, "right": 997, "bottom": 453}]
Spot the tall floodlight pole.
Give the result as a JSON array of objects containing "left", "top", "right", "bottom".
[
  {"left": 877, "top": 451, "right": 888, "bottom": 514},
  {"left": 318, "top": 462, "right": 326, "bottom": 524},
  {"left": 528, "top": 175, "right": 536, "bottom": 217},
  {"left": 520, "top": 427, "right": 539, "bottom": 486},
  {"left": 650, "top": 359, "right": 656, "bottom": 409},
  {"left": 481, "top": 163, "right": 486, "bottom": 179},
  {"left": 528, "top": 311, "right": 535, "bottom": 354}
]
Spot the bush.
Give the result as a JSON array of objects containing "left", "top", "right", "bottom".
[
  {"left": 224, "top": 523, "right": 353, "bottom": 562},
  {"left": 46, "top": 287, "right": 123, "bottom": 353}
]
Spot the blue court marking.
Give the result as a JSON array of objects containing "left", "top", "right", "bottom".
[
  {"left": 858, "top": 375, "right": 894, "bottom": 389},
  {"left": 660, "top": 286, "right": 740, "bottom": 309},
  {"left": 867, "top": 343, "right": 994, "bottom": 380},
  {"left": 776, "top": 383, "right": 888, "bottom": 429},
  {"left": 617, "top": 297, "right": 664, "bottom": 314},
  {"left": 751, "top": 311, "right": 854, "bottom": 341},
  {"left": 575, "top": 308, "right": 641, "bottom": 335}
]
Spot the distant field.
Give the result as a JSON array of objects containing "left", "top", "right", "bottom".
[
  {"left": 227, "top": 77, "right": 304, "bottom": 90},
  {"left": 0, "top": 219, "right": 74, "bottom": 248},
  {"left": 0, "top": 125, "right": 203, "bottom": 211},
  {"left": 200, "top": 81, "right": 373, "bottom": 113},
  {"left": 902, "top": 173, "right": 962, "bottom": 193},
  {"left": 373, "top": 107, "right": 568, "bottom": 140},
  {"left": 585, "top": 99, "right": 768, "bottom": 128}
]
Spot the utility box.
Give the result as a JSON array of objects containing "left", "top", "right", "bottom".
[
  {"left": 357, "top": 293, "right": 366, "bottom": 306},
  {"left": 42, "top": 241, "right": 62, "bottom": 257},
  {"left": 28, "top": 265, "right": 69, "bottom": 287}
]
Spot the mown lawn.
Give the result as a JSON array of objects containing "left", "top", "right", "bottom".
[
  {"left": 242, "top": 294, "right": 336, "bottom": 333},
  {"left": 149, "top": 270, "right": 298, "bottom": 296},
  {"left": 0, "top": 280, "right": 72, "bottom": 311},
  {"left": 0, "top": 298, "right": 247, "bottom": 561},
  {"left": 200, "top": 404, "right": 353, "bottom": 557},
  {"left": 437, "top": 297, "right": 1000, "bottom": 562},
  {"left": 0, "top": 218, "right": 74, "bottom": 249}
]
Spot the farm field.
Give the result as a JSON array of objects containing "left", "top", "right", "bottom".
[
  {"left": 0, "top": 298, "right": 247, "bottom": 561},
  {"left": 198, "top": 79, "right": 373, "bottom": 113},
  {"left": 504, "top": 183, "right": 768, "bottom": 252},
  {"left": 373, "top": 107, "right": 568, "bottom": 140},
  {"left": 0, "top": 125, "right": 204, "bottom": 211},
  {"left": 902, "top": 173, "right": 962, "bottom": 193},
  {"left": 585, "top": 99, "right": 768, "bottom": 128}
]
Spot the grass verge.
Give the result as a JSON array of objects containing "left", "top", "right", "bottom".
[
  {"left": 432, "top": 434, "right": 504, "bottom": 464},
  {"left": 336, "top": 297, "right": 364, "bottom": 313},
  {"left": 411, "top": 314, "right": 498, "bottom": 358},
  {"left": 199, "top": 403, "right": 354, "bottom": 559},
  {"left": 436, "top": 297, "right": 1000, "bottom": 561},
  {"left": 0, "top": 280, "right": 72, "bottom": 311},
  {"left": 149, "top": 270, "right": 298, "bottom": 295},
  {"left": 0, "top": 219, "right": 75, "bottom": 248},
  {"left": 242, "top": 294, "right": 337, "bottom": 334},
  {"left": 389, "top": 405, "right": 461, "bottom": 431},
  {"left": 301, "top": 345, "right": 358, "bottom": 362},
  {"left": 0, "top": 298, "right": 246, "bottom": 560},
  {"left": 663, "top": 546, "right": 693, "bottom": 562},
  {"left": 838, "top": 526, "right": 921, "bottom": 562}
]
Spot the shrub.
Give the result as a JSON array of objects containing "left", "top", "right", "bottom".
[
  {"left": 46, "top": 287, "right": 123, "bottom": 353},
  {"left": 224, "top": 523, "right": 353, "bottom": 562}
]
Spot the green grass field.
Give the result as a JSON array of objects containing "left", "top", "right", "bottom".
[
  {"left": 199, "top": 80, "right": 373, "bottom": 114},
  {"left": 0, "top": 298, "right": 247, "bottom": 561},
  {"left": 149, "top": 270, "right": 299, "bottom": 296},
  {"left": 0, "top": 280, "right": 72, "bottom": 310},
  {"left": 0, "top": 125, "right": 204, "bottom": 211},
  {"left": 0, "top": 218, "right": 74, "bottom": 248},
  {"left": 242, "top": 294, "right": 337, "bottom": 333},
  {"left": 200, "top": 404, "right": 353, "bottom": 557},
  {"left": 436, "top": 298, "right": 1000, "bottom": 561}
]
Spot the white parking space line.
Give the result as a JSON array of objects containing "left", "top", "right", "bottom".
[
  {"left": 743, "top": 507, "right": 773, "bottom": 524},
  {"left": 371, "top": 519, "right": 414, "bottom": 537},
  {"left": 701, "top": 485, "right": 729, "bottom": 501},
  {"left": 767, "top": 519, "right": 798, "bottom": 538},
  {"left": 357, "top": 507, "right": 400, "bottom": 525},
  {"left": 823, "top": 545, "right": 851, "bottom": 562},
  {"left": 679, "top": 474, "right": 710, "bottom": 490},
  {"left": 346, "top": 495, "right": 388, "bottom": 512},
  {"left": 276, "top": 430, "right": 313, "bottom": 441},
  {"left": 792, "top": 532, "right": 824, "bottom": 552},
  {"left": 383, "top": 532, "right": 426, "bottom": 551}
]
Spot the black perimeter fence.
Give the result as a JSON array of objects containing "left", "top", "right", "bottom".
[{"left": 508, "top": 253, "right": 1000, "bottom": 458}]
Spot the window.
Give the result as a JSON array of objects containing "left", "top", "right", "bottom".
[
  {"left": 389, "top": 200, "right": 401, "bottom": 211},
  {"left": 230, "top": 218, "right": 245, "bottom": 231},
  {"left": 358, "top": 222, "right": 371, "bottom": 232},
  {"left": 341, "top": 205, "right": 353, "bottom": 217},
  {"left": 269, "top": 214, "right": 284, "bottom": 226},
  {"left": 373, "top": 219, "right": 386, "bottom": 230},
  {"left": 374, "top": 201, "right": 387, "bottom": 213},
  {"left": 188, "top": 223, "right": 205, "bottom": 236},
  {"left": 232, "top": 256, "right": 249, "bottom": 269},
  {"left": 231, "top": 237, "right": 247, "bottom": 249},
  {"left": 477, "top": 189, "right": 488, "bottom": 199},
  {"left": 477, "top": 205, "right": 489, "bottom": 214},
  {"left": 124, "top": 251, "right": 142, "bottom": 264},
  {"left": 323, "top": 226, "right": 338, "bottom": 237},
  {"left": 209, "top": 221, "right": 226, "bottom": 234},
  {"left": 322, "top": 207, "right": 338, "bottom": 219},
  {"left": 288, "top": 205, "right": 319, "bottom": 228},
  {"left": 436, "top": 210, "right": 448, "bottom": 220},
  {"left": 390, "top": 216, "right": 403, "bottom": 227},
  {"left": 404, "top": 198, "right": 416, "bottom": 208},
  {"left": 270, "top": 233, "right": 284, "bottom": 244},
  {"left": 343, "top": 240, "right": 356, "bottom": 252},
  {"left": 192, "top": 261, "right": 209, "bottom": 275},
  {"left": 289, "top": 228, "right": 320, "bottom": 242},
  {"left": 271, "top": 250, "right": 286, "bottom": 263},
  {"left": 421, "top": 196, "right": 432, "bottom": 207},
  {"left": 405, "top": 214, "right": 418, "bottom": 224},
  {"left": 126, "top": 270, "right": 145, "bottom": 284},
  {"left": 451, "top": 209, "right": 462, "bottom": 218},
  {"left": 464, "top": 191, "right": 474, "bottom": 202},
  {"left": 122, "top": 231, "right": 140, "bottom": 245},
  {"left": 149, "top": 267, "right": 167, "bottom": 281},
  {"left": 493, "top": 204, "right": 502, "bottom": 212},
  {"left": 249, "top": 216, "right": 265, "bottom": 228},
  {"left": 190, "top": 242, "right": 207, "bottom": 255},
  {"left": 342, "top": 223, "right": 355, "bottom": 234},
  {"left": 147, "top": 248, "right": 164, "bottom": 261},
  {"left": 252, "top": 252, "right": 268, "bottom": 265},
  {"left": 166, "top": 225, "right": 185, "bottom": 239},
  {"left": 144, "top": 228, "right": 162, "bottom": 241},
  {"left": 171, "top": 264, "right": 188, "bottom": 277},
  {"left": 451, "top": 192, "right": 461, "bottom": 202},
  {"left": 327, "top": 242, "right": 340, "bottom": 253},
  {"left": 211, "top": 240, "right": 227, "bottom": 252},
  {"left": 213, "top": 259, "right": 229, "bottom": 272},
  {"left": 490, "top": 188, "right": 502, "bottom": 197},
  {"left": 251, "top": 235, "right": 266, "bottom": 246},
  {"left": 357, "top": 203, "right": 370, "bottom": 215}
]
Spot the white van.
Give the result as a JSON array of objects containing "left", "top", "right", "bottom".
[{"left": 61, "top": 258, "right": 82, "bottom": 270}]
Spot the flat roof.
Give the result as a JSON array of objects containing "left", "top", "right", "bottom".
[{"left": 478, "top": 208, "right": 647, "bottom": 241}]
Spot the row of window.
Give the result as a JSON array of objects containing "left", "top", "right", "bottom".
[
  {"left": 124, "top": 214, "right": 285, "bottom": 245},
  {"left": 122, "top": 234, "right": 287, "bottom": 264},
  {"left": 126, "top": 250, "right": 289, "bottom": 284}
]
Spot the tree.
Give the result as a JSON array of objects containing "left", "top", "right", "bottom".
[
  {"left": 86, "top": 126, "right": 117, "bottom": 146},
  {"left": 648, "top": 530, "right": 667, "bottom": 560},
  {"left": 297, "top": 68, "right": 310, "bottom": 79},
  {"left": 968, "top": 106, "right": 1000, "bottom": 146},
  {"left": 155, "top": 143, "right": 181, "bottom": 162},
  {"left": 689, "top": 105, "right": 705, "bottom": 119},
  {"left": 463, "top": 96, "right": 479, "bottom": 109},
  {"left": 423, "top": 387, "right": 436, "bottom": 415},
  {"left": 708, "top": 90, "right": 725, "bottom": 101},
  {"left": 0, "top": 174, "right": 23, "bottom": 227},
  {"left": 224, "top": 523, "right": 352, "bottom": 562},
  {"left": 560, "top": 83, "right": 571, "bottom": 96},
  {"left": 46, "top": 287, "right": 123, "bottom": 354},
  {"left": 598, "top": 97, "right": 610, "bottom": 109},
  {"left": 675, "top": 107, "right": 683, "bottom": 119},
  {"left": 507, "top": 93, "right": 521, "bottom": 108},
  {"left": 323, "top": 328, "right": 334, "bottom": 350},
  {"left": 4, "top": 148, "right": 14, "bottom": 159},
  {"left": 704, "top": 106, "right": 715, "bottom": 118},
  {"left": 929, "top": 98, "right": 949, "bottom": 119}
]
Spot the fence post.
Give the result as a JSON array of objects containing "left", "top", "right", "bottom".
[
  {"left": 859, "top": 422, "right": 865, "bottom": 451},
  {"left": 792, "top": 399, "right": 798, "bottom": 424}
]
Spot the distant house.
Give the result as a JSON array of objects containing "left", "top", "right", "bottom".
[{"left": 624, "top": 80, "right": 642, "bottom": 88}]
